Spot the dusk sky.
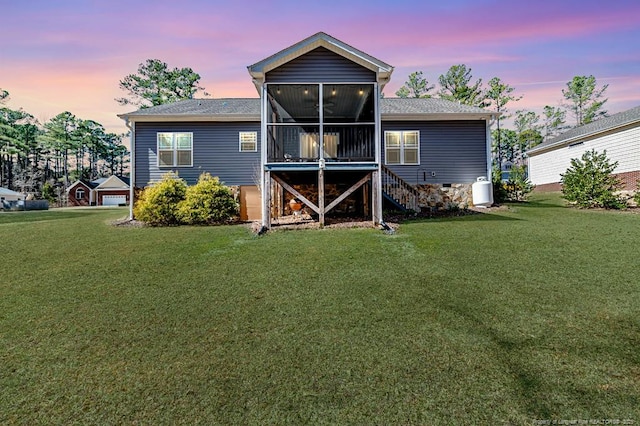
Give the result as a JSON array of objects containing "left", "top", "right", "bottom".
[{"left": 2, "top": 0, "right": 640, "bottom": 135}]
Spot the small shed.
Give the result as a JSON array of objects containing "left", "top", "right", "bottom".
[
  {"left": 1, "top": 187, "right": 26, "bottom": 209},
  {"left": 0, "top": 187, "right": 25, "bottom": 201}
]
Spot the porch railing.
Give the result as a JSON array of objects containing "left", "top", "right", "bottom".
[
  {"left": 381, "top": 165, "right": 420, "bottom": 212},
  {"left": 267, "top": 124, "right": 375, "bottom": 163}
]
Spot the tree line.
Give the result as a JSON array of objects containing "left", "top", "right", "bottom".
[
  {"left": 1, "top": 57, "right": 612, "bottom": 201},
  {"left": 0, "top": 91, "right": 129, "bottom": 200},
  {"left": 1, "top": 59, "right": 207, "bottom": 202},
  {"left": 393, "top": 67, "right": 609, "bottom": 171}
]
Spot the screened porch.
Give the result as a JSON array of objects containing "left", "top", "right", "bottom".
[{"left": 265, "top": 83, "right": 378, "bottom": 163}]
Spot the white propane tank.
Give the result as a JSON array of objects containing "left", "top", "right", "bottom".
[{"left": 472, "top": 176, "right": 493, "bottom": 207}]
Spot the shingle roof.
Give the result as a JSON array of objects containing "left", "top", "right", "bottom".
[
  {"left": 120, "top": 97, "right": 492, "bottom": 120},
  {"left": 381, "top": 98, "right": 490, "bottom": 115},
  {"left": 528, "top": 104, "right": 640, "bottom": 155},
  {"left": 121, "top": 98, "right": 260, "bottom": 117}
]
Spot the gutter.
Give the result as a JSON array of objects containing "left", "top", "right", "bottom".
[
  {"left": 117, "top": 114, "right": 260, "bottom": 123},
  {"left": 381, "top": 112, "right": 493, "bottom": 121}
]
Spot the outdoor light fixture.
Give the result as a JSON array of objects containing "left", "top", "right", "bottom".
[
  {"left": 332, "top": 86, "right": 336, "bottom": 96},
  {"left": 276, "top": 86, "right": 280, "bottom": 94},
  {"left": 304, "top": 87, "right": 308, "bottom": 95},
  {"left": 358, "top": 87, "right": 364, "bottom": 95}
]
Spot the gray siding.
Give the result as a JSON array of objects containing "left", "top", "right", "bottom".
[
  {"left": 134, "top": 122, "right": 261, "bottom": 187},
  {"left": 266, "top": 47, "right": 376, "bottom": 83},
  {"left": 382, "top": 121, "right": 488, "bottom": 185}
]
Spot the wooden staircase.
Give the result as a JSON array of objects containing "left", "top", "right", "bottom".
[{"left": 381, "top": 165, "right": 420, "bottom": 212}]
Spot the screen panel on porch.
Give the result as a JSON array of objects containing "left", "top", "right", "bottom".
[{"left": 266, "top": 83, "right": 375, "bottom": 163}]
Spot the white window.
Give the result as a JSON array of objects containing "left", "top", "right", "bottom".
[
  {"left": 75, "top": 188, "right": 85, "bottom": 200},
  {"left": 157, "top": 132, "right": 193, "bottom": 167},
  {"left": 239, "top": 131, "right": 258, "bottom": 152},
  {"left": 384, "top": 131, "right": 419, "bottom": 165}
]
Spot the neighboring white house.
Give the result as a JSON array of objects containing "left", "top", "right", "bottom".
[{"left": 528, "top": 105, "right": 640, "bottom": 191}]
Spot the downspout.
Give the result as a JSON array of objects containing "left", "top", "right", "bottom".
[
  {"left": 125, "top": 118, "right": 135, "bottom": 220},
  {"left": 486, "top": 115, "right": 496, "bottom": 182}
]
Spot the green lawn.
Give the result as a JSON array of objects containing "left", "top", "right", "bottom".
[{"left": 1, "top": 195, "right": 639, "bottom": 424}]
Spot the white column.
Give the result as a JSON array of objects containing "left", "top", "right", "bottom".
[{"left": 128, "top": 121, "right": 135, "bottom": 220}]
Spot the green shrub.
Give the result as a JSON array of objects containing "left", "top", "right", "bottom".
[
  {"left": 560, "top": 149, "right": 625, "bottom": 209},
  {"left": 41, "top": 182, "right": 57, "bottom": 203},
  {"left": 177, "top": 173, "right": 238, "bottom": 225},
  {"left": 634, "top": 181, "right": 640, "bottom": 206},
  {"left": 134, "top": 172, "right": 187, "bottom": 225},
  {"left": 492, "top": 163, "right": 507, "bottom": 204},
  {"left": 503, "top": 164, "right": 534, "bottom": 202}
]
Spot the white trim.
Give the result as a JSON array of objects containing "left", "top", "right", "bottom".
[
  {"left": 247, "top": 33, "right": 393, "bottom": 89},
  {"left": 65, "top": 180, "right": 91, "bottom": 194},
  {"left": 260, "top": 84, "right": 269, "bottom": 227},
  {"left": 384, "top": 130, "right": 420, "bottom": 166},
  {"left": 157, "top": 132, "right": 193, "bottom": 167},
  {"left": 75, "top": 188, "right": 85, "bottom": 201},
  {"left": 239, "top": 131, "right": 258, "bottom": 152},
  {"left": 486, "top": 118, "right": 493, "bottom": 181},
  {"left": 381, "top": 113, "right": 492, "bottom": 121},
  {"left": 120, "top": 114, "right": 259, "bottom": 123},
  {"left": 129, "top": 121, "right": 135, "bottom": 220}
]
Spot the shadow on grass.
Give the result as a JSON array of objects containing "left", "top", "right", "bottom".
[
  {"left": 390, "top": 210, "right": 521, "bottom": 224},
  {"left": 440, "top": 301, "right": 554, "bottom": 419},
  {"left": 516, "top": 199, "right": 565, "bottom": 209},
  {"left": 0, "top": 209, "right": 118, "bottom": 225}
]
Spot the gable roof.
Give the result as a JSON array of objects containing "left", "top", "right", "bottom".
[
  {"left": 120, "top": 97, "right": 493, "bottom": 122},
  {"left": 247, "top": 32, "right": 394, "bottom": 88},
  {"left": 94, "top": 175, "right": 130, "bottom": 190},
  {"left": 528, "top": 104, "right": 640, "bottom": 156},
  {"left": 66, "top": 180, "right": 98, "bottom": 193}
]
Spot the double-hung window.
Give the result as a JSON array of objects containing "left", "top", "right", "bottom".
[
  {"left": 384, "top": 131, "right": 419, "bottom": 165},
  {"left": 75, "top": 188, "right": 85, "bottom": 200},
  {"left": 239, "top": 131, "right": 257, "bottom": 152},
  {"left": 157, "top": 132, "right": 193, "bottom": 167}
]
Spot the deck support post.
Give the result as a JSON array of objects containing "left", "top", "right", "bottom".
[
  {"left": 318, "top": 168, "right": 325, "bottom": 226},
  {"left": 371, "top": 170, "right": 382, "bottom": 225},
  {"left": 262, "top": 169, "right": 271, "bottom": 229}
]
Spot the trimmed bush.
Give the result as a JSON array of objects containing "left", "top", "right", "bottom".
[
  {"left": 561, "top": 149, "right": 625, "bottom": 209},
  {"left": 134, "top": 172, "right": 187, "bottom": 225},
  {"left": 177, "top": 173, "right": 238, "bottom": 225}
]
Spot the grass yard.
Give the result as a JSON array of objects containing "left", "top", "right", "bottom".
[{"left": 1, "top": 194, "right": 639, "bottom": 424}]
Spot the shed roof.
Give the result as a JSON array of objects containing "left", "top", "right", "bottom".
[
  {"left": 528, "top": 104, "right": 640, "bottom": 155},
  {"left": 0, "top": 187, "right": 25, "bottom": 197}
]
